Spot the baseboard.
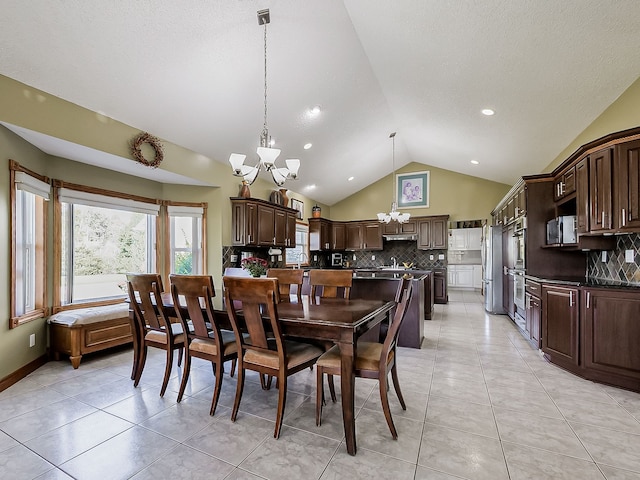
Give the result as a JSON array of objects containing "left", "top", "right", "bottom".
[{"left": 0, "top": 354, "right": 48, "bottom": 393}]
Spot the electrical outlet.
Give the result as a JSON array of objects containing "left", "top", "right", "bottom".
[
  {"left": 313, "top": 255, "right": 317, "bottom": 261},
  {"left": 29, "top": 333, "right": 35, "bottom": 348},
  {"left": 353, "top": 254, "right": 356, "bottom": 261},
  {"left": 278, "top": 254, "right": 282, "bottom": 261},
  {"left": 601, "top": 251, "right": 608, "bottom": 263},
  {"left": 625, "top": 250, "right": 635, "bottom": 263},
  {"left": 429, "top": 254, "right": 434, "bottom": 260},
  {"left": 438, "top": 254, "right": 445, "bottom": 260},
  {"left": 371, "top": 255, "right": 375, "bottom": 260}
]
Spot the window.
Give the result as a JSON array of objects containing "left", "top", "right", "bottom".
[
  {"left": 10, "top": 163, "right": 50, "bottom": 327},
  {"left": 166, "top": 204, "right": 205, "bottom": 275},
  {"left": 285, "top": 223, "right": 309, "bottom": 266},
  {"left": 55, "top": 185, "right": 159, "bottom": 306}
]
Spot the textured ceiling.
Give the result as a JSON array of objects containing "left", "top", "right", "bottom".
[{"left": 2, "top": 0, "right": 640, "bottom": 204}]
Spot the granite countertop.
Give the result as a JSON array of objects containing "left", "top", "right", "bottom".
[
  {"left": 353, "top": 271, "right": 429, "bottom": 280},
  {"left": 525, "top": 273, "right": 640, "bottom": 290}
]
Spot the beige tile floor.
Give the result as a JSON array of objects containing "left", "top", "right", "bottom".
[{"left": 2, "top": 290, "right": 640, "bottom": 479}]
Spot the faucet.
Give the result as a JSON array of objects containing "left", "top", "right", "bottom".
[
  {"left": 390, "top": 256, "right": 397, "bottom": 269},
  {"left": 297, "top": 252, "right": 308, "bottom": 269}
]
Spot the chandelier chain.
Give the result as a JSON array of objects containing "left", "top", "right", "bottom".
[{"left": 262, "top": 19, "right": 269, "bottom": 143}]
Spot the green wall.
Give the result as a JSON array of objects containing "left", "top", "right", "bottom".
[{"left": 330, "top": 162, "right": 511, "bottom": 223}]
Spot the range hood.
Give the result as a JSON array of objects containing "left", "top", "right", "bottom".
[{"left": 382, "top": 233, "right": 418, "bottom": 241}]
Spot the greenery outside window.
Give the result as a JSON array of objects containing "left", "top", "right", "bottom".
[
  {"left": 55, "top": 184, "right": 159, "bottom": 307},
  {"left": 166, "top": 204, "right": 206, "bottom": 275},
  {"left": 285, "top": 223, "right": 309, "bottom": 266},
  {"left": 10, "top": 162, "right": 50, "bottom": 328}
]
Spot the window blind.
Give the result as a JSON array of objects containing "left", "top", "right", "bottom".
[
  {"left": 58, "top": 188, "right": 160, "bottom": 215},
  {"left": 15, "top": 171, "right": 51, "bottom": 200}
]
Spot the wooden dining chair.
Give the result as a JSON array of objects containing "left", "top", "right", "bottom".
[
  {"left": 315, "top": 276, "right": 413, "bottom": 439},
  {"left": 223, "top": 276, "right": 324, "bottom": 438},
  {"left": 170, "top": 274, "right": 238, "bottom": 416},
  {"left": 309, "top": 269, "right": 354, "bottom": 298},
  {"left": 266, "top": 268, "right": 304, "bottom": 299},
  {"left": 127, "top": 273, "right": 185, "bottom": 397}
]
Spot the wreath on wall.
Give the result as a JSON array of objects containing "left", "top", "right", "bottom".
[{"left": 130, "top": 132, "right": 164, "bottom": 168}]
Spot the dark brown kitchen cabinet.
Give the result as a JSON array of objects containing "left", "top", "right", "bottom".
[
  {"left": 542, "top": 284, "right": 580, "bottom": 370},
  {"left": 309, "top": 218, "right": 331, "bottom": 251},
  {"left": 362, "top": 222, "right": 383, "bottom": 250},
  {"left": 417, "top": 216, "right": 448, "bottom": 250},
  {"left": 381, "top": 219, "right": 417, "bottom": 235},
  {"left": 525, "top": 291, "right": 541, "bottom": 349},
  {"left": 576, "top": 157, "right": 589, "bottom": 234},
  {"left": 502, "top": 224, "right": 515, "bottom": 319},
  {"left": 506, "top": 196, "right": 515, "bottom": 224},
  {"left": 332, "top": 222, "right": 346, "bottom": 250},
  {"left": 433, "top": 268, "right": 447, "bottom": 304},
  {"left": 616, "top": 139, "right": 640, "bottom": 231},
  {"left": 515, "top": 185, "right": 527, "bottom": 218},
  {"left": 554, "top": 165, "right": 576, "bottom": 201},
  {"left": 589, "top": 147, "right": 614, "bottom": 232},
  {"left": 345, "top": 223, "right": 362, "bottom": 251},
  {"left": 582, "top": 288, "right": 640, "bottom": 389},
  {"left": 231, "top": 198, "right": 298, "bottom": 248}
]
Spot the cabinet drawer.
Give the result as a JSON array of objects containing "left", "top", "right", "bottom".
[{"left": 525, "top": 279, "right": 541, "bottom": 295}]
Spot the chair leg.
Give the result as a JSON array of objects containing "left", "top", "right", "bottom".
[
  {"left": 260, "top": 374, "right": 273, "bottom": 390},
  {"left": 160, "top": 346, "right": 174, "bottom": 397},
  {"left": 231, "top": 363, "right": 245, "bottom": 422},
  {"left": 316, "top": 367, "right": 324, "bottom": 426},
  {"left": 379, "top": 373, "right": 398, "bottom": 440},
  {"left": 177, "top": 347, "right": 191, "bottom": 403},
  {"left": 210, "top": 360, "right": 224, "bottom": 416},
  {"left": 133, "top": 345, "right": 148, "bottom": 387},
  {"left": 327, "top": 374, "right": 337, "bottom": 403},
  {"left": 274, "top": 373, "right": 287, "bottom": 439},
  {"left": 390, "top": 363, "right": 406, "bottom": 410},
  {"left": 230, "top": 358, "right": 237, "bottom": 377}
]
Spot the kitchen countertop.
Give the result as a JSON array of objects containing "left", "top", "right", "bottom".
[
  {"left": 525, "top": 273, "right": 640, "bottom": 290},
  {"left": 353, "top": 271, "right": 429, "bottom": 280}
]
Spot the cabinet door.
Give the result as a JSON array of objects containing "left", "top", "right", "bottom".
[
  {"left": 362, "top": 222, "right": 383, "bottom": 250},
  {"left": 515, "top": 186, "right": 526, "bottom": 217},
  {"left": 400, "top": 220, "right": 417, "bottom": 235},
  {"left": 448, "top": 229, "right": 467, "bottom": 249},
  {"left": 285, "top": 212, "right": 297, "bottom": 248},
  {"left": 542, "top": 285, "right": 579, "bottom": 366},
  {"left": 506, "top": 196, "right": 515, "bottom": 223},
  {"left": 257, "top": 204, "right": 275, "bottom": 246},
  {"left": 616, "top": 139, "right": 640, "bottom": 230},
  {"left": 589, "top": 148, "right": 614, "bottom": 231},
  {"left": 472, "top": 265, "right": 483, "bottom": 288},
  {"left": 274, "top": 209, "right": 287, "bottom": 246},
  {"left": 433, "top": 271, "right": 447, "bottom": 303},
  {"left": 447, "top": 268, "right": 456, "bottom": 287},
  {"left": 576, "top": 157, "right": 589, "bottom": 234},
  {"left": 563, "top": 166, "right": 576, "bottom": 196},
  {"left": 456, "top": 267, "right": 474, "bottom": 288},
  {"left": 231, "top": 200, "right": 258, "bottom": 246},
  {"left": 530, "top": 295, "right": 541, "bottom": 348},
  {"left": 381, "top": 222, "right": 398, "bottom": 235},
  {"left": 467, "top": 228, "right": 482, "bottom": 250},
  {"left": 431, "top": 218, "right": 448, "bottom": 249},
  {"left": 345, "top": 223, "right": 362, "bottom": 250},
  {"left": 332, "top": 223, "right": 346, "bottom": 250},
  {"left": 417, "top": 220, "right": 432, "bottom": 249}
]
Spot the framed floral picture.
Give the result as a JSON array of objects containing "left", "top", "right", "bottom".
[
  {"left": 396, "top": 171, "right": 430, "bottom": 208},
  {"left": 291, "top": 198, "right": 304, "bottom": 219}
]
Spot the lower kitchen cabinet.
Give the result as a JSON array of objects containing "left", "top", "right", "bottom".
[
  {"left": 448, "top": 265, "right": 481, "bottom": 289},
  {"left": 433, "top": 268, "right": 447, "bottom": 304},
  {"left": 542, "top": 284, "right": 580, "bottom": 370},
  {"left": 525, "top": 291, "right": 541, "bottom": 349},
  {"left": 583, "top": 288, "right": 640, "bottom": 390}
]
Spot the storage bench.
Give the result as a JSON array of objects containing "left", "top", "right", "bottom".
[{"left": 48, "top": 303, "right": 133, "bottom": 368}]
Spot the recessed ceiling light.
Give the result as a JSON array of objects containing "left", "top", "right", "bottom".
[
  {"left": 481, "top": 108, "right": 495, "bottom": 116},
  {"left": 348, "top": 176, "right": 354, "bottom": 181},
  {"left": 303, "top": 143, "right": 312, "bottom": 150},
  {"left": 308, "top": 105, "right": 321, "bottom": 117},
  {"left": 470, "top": 160, "right": 479, "bottom": 165},
  {"left": 305, "top": 184, "right": 316, "bottom": 190}
]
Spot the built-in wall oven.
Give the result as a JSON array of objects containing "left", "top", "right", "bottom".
[{"left": 513, "top": 217, "right": 526, "bottom": 271}]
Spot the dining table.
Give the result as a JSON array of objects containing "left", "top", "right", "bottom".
[{"left": 148, "top": 292, "right": 394, "bottom": 456}]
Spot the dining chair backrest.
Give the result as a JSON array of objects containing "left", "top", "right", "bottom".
[
  {"left": 223, "top": 276, "right": 283, "bottom": 354},
  {"left": 381, "top": 277, "right": 413, "bottom": 363},
  {"left": 266, "top": 268, "right": 304, "bottom": 299},
  {"left": 169, "top": 274, "right": 218, "bottom": 341},
  {"left": 127, "top": 273, "right": 170, "bottom": 332},
  {"left": 309, "top": 269, "right": 353, "bottom": 298}
]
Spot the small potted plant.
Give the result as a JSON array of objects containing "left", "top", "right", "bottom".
[{"left": 241, "top": 256, "right": 268, "bottom": 277}]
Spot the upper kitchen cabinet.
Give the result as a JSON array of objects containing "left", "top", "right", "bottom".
[
  {"left": 381, "top": 219, "right": 417, "bottom": 235},
  {"left": 492, "top": 179, "right": 527, "bottom": 226},
  {"left": 588, "top": 147, "right": 614, "bottom": 232},
  {"left": 576, "top": 157, "right": 589, "bottom": 234},
  {"left": 362, "top": 222, "right": 383, "bottom": 250},
  {"left": 309, "top": 218, "right": 332, "bottom": 251},
  {"left": 553, "top": 165, "right": 576, "bottom": 201},
  {"left": 231, "top": 198, "right": 298, "bottom": 248},
  {"left": 331, "top": 222, "right": 346, "bottom": 250},
  {"left": 417, "top": 215, "right": 448, "bottom": 250},
  {"left": 345, "top": 222, "right": 362, "bottom": 251},
  {"left": 616, "top": 139, "right": 640, "bottom": 231},
  {"left": 448, "top": 227, "right": 482, "bottom": 250}
]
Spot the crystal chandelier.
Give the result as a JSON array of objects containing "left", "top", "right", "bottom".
[
  {"left": 377, "top": 132, "right": 410, "bottom": 224},
  {"left": 229, "top": 9, "right": 300, "bottom": 187}
]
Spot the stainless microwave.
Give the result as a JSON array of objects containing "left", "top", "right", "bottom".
[{"left": 547, "top": 215, "right": 577, "bottom": 245}]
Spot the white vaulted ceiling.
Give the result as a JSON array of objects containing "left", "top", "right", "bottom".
[{"left": 2, "top": 1, "right": 640, "bottom": 204}]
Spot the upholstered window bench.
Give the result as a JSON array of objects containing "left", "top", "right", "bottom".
[{"left": 48, "top": 303, "right": 133, "bottom": 368}]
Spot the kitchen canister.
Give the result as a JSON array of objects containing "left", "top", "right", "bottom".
[{"left": 312, "top": 204, "right": 321, "bottom": 218}]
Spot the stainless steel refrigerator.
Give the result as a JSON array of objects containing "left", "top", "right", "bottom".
[{"left": 483, "top": 225, "right": 504, "bottom": 314}]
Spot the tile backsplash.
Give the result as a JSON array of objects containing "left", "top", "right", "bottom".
[{"left": 587, "top": 233, "right": 640, "bottom": 285}]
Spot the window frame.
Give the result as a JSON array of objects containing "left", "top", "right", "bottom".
[
  {"left": 9, "top": 160, "right": 50, "bottom": 328},
  {"left": 164, "top": 202, "right": 207, "bottom": 282},
  {"left": 285, "top": 222, "right": 310, "bottom": 267},
  {"left": 52, "top": 180, "right": 161, "bottom": 312}
]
